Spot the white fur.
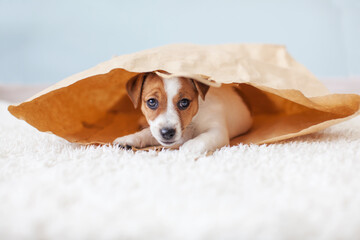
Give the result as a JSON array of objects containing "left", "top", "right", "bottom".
[
  {"left": 114, "top": 77, "right": 252, "bottom": 153},
  {"left": 149, "top": 77, "right": 182, "bottom": 146},
  {"left": 180, "top": 84, "right": 252, "bottom": 153}
]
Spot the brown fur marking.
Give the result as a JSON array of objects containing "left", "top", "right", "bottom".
[
  {"left": 174, "top": 78, "right": 199, "bottom": 130},
  {"left": 140, "top": 74, "right": 167, "bottom": 122}
]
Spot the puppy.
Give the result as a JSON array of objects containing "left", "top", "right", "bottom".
[{"left": 113, "top": 72, "right": 252, "bottom": 153}]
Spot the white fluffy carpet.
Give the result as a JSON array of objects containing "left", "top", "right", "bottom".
[{"left": 0, "top": 100, "right": 360, "bottom": 240}]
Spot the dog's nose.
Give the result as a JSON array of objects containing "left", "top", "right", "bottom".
[{"left": 160, "top": 128, "right": 176, "bottom": 140}]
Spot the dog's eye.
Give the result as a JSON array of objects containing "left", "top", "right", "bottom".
[
  {"left": 146, "top": 98, "right": 159, "bottom": 110},
  {"left": 177, "top": 98, "right": 190, "bottom": 110}
]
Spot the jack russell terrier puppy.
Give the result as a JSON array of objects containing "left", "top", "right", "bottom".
[{"left": 113, "top": 72, "right": 252, "bottom": 153}]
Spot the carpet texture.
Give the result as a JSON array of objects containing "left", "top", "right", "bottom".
[{"left": 0, "top": 100, "right": 360, "bottom": 240}]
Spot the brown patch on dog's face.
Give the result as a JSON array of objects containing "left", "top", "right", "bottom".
[
  {"left": 173, "top": 77, "right": 199, "bottom": 130},
  {"left": 140, "top": 73, "right": 167, "bottom": 122}
]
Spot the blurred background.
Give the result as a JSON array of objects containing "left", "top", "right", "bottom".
[{"left": 0, "top": 0, "right": 359, "bottom": 100}]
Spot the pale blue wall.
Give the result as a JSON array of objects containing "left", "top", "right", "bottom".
[{"left": 0, "top": 0, "right": 359, "bottom": 84}]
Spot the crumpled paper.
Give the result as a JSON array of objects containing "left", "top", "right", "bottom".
[{"left": 8, "top": 44, "right": 360, "bottom": 146}]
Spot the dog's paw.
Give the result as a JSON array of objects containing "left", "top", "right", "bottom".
[
  {"left": 113, "top": 135, "right": 141, "bottom": 149},
  {"left": 180, "top": 139, "right": 209, "bottom": 154}
]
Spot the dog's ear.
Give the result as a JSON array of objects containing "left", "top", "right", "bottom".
[
  {"left": 126, "top": 73, "right": 147, "bottom": 108},
  {"left": 192, "top": 79, "right": 210, "bottom": 100}
]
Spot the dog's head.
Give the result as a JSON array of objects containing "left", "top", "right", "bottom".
[{"left": 126, "top": 72, "right": 209, "bottom": 146}]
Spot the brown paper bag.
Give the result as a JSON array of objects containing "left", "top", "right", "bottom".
[{"left": 8, "top": 44, "right": 360, "bottom": 147}]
